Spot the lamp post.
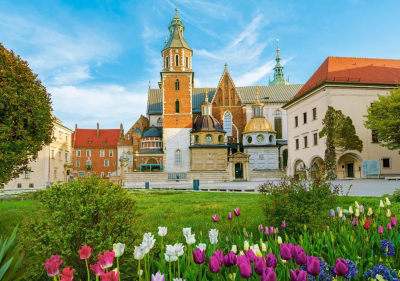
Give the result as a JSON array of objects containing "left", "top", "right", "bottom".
[{"left": 119, "top": 155, "right": 129, "bottom": 186}]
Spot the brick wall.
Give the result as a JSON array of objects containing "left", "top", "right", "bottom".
[{"left": 73, "top": 147, "right": 118, "bottom": 177}]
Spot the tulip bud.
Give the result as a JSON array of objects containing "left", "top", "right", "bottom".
[
  {"left": 360, "top": 205, "right": 364, "bottom": 212},
  {"left": 380, "top": 200, "right": 384, "bottom": 208},
  {"left": 338, "top": 210, "right": 343, "bottom": 218},
  {"left": 387, "top": 223, "right": 392, "bottom": 231},
  {"left": 277, "top": 236, "right": 282, "bottom": 244},
  {"left": 231, "top": 244, "right": 237, "bottom": 254},
  {"left": 282, "top": 259, "right": 287, "bottom": 264},
  {"left": 349, "top": 206, "right": 353, "bottom": 214},
  {"left": 260, "top": 239, "right": 263, "bottom": 246},
  {"left": 250, "top": 245, "right": 254, "bottom": 250},
  {"left": 262, "top": 243, "right": 267, "bottom": 252},
  {"left": 282, "top": 220, "right": 286, "bottom": 228},
  {"left": 226, "top": 236, "right": 229, "bottom": 242},
  {"left": 378, "top": 226, "right": 383, "bottom": 234},
  {"left": 245, "top": 232, "right": 249, "bottom": 238},
  {"left": 251, "top": 232, "right": 253, "bottom": 238},
  {"left": 385, "top": 197, "right": 391, "bottom": 206},
  {"left": 367, "top": 208, "right": 373, "bottom": 216},
  {"left": 386, "top": 209, "right": 391, "bottom": 218},
  {"left": 229, "top": 273, "right": 236, "bottom": 280},
  {"left": 243, "top": 228, "right": 246, "bottom": 234},
  {"left": 244, "top": 241, "right": 249, "bottom": 251},
  {"left": 330, "top": 209, "right": 335, "bottom": 217},
  {"left": 342, "top": 215, "right": 346, "bottom": 221},
  {"left": 355, "top": 201, "right": 360, "bottom": 208},
  {"left": 275, "top": 228, "right": 278, "bottom": 234},
  {"left": 355, "top": 208, "right": 360, "bottom": 217},
  {"left": 304, "top": 225, "right": 307, "bottom": 231},
  {"left": 259, "top": 224, "right": 263, "bottom": 231}
]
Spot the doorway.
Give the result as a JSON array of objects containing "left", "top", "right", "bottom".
[
  {"left": 347, "top": 163, "right": 354, "bottom": 177},
  {"left": 235, "top": 163, "right": 243, "bottom": 179}
]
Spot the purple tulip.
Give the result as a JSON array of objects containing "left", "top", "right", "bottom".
[
  {"left": 245, "top": 250, "right": 257, "bottom": 263},
  {"left": 290, "top": 269, "right": 307, "bottom": 281},
  {"left": 237, "top": 256, "right": 252, "bottom": 278},
  {"left": 266, "top": 253, "right": 278, "bottom": 268},
  {"left": 259, "top": 224, "right": 264, "bottom": 231},
  {"left": 279, "top": 244, "right": 292, "bottom": 260},
  {"left": 387, "top": 223, "right": 392, "bottom": 231},
  {"left": 336, "top": 207, "right": 340, "bottom": 213},
  {"left": 254, "top": 257, "right": 267, "bottom": 275},
  {"left": 330, "top": 209, "right": 335, "bottom": 217},
  {"left": 334, "top": 259, "right": 349, "bottom": 276},
  {"left": 212, "top": 214, "right": 218, "bottom": 223},
  {"left": 193, "top": 249, "right": 205, "bottom": 264},
  {"left": 261, "top": 267, "right": 277, "bottom": 281},
  {"left": 151, "top": 270, "right": 165, "bottom": 281},
  {"left": 282, "top": 221, "right": 286, "bottom": 228},
  {"left": 209, "top": 256, "right": 220, "bottom": 273},
  {"left": 378, "top": 225, "right": 383, "bottom": 234},
  {"left": 292, "top": 245, "right": 303, "bottom": 259},
  {"left": 223, "top": 251, "right": 236, "bottom": 267},
  {"left": 228, "top": 212, "right": 233, "bottom": 220},
  {"left": 391, "top": 217, "right": 397, "bottom": 226},
  {"left": 294, "top": 248, "right": 307, "bottom": 266},
  {"left": 352, "top": 218, "right": 358, "bottom": 226},
  {"left": 212, "top": 249, "right": 224, "bottom": 266},
  {"left": 265, "top": 227, "right": 269, "bottom": 235},
  {"left": 306, "top": 256, "right": 320, "bottom": 276},
  {"left": 342, "top": 215, "right": 346, "bottom": 221},
  {"left": 270, "top": 227, "right": 274, "bottom": 234},
  {"left": 234, "top": 208, "right": 240, "bottom": 217},
  {"left": 360, "top": 205, "right": 364, "bottom": 212}
]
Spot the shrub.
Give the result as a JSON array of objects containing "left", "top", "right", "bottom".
[
  {"left": 18, "top": 177, "right": 141, "bottom": 280},
  {"left": 259, "top": 168, "right": 347, "bottom": 234},
  {"left": 391, "top": 188, "right": 400, "bottom": 203}
]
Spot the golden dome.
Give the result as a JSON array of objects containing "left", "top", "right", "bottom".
[{"left": 243, "top": 117, "right": 276, "bottom": 134}]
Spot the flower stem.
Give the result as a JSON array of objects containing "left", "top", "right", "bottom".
[
  {"left": 85, "top": 259, "right": 90, "bottom": 281},
  {"left": 96, "top": 276, "right": 99, "bottom": 281},
  {"left": 54, "top": 277, "right": 57, "bottom": 281},
  {"left": 178, "top": 257, "right": 180, "bottom": 278},
  {"left": 169, "top": 261, "right": 172, "bottom": 281},
  {"left": 139, "top": 259, "right": 141, "bottom": 281},
  {"left": 117, "top": 257, "right": 120, "bottom": 281}
]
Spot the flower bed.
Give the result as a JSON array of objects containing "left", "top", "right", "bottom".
[{"left": 44, "top": 199, "right": 399, "bottom": 280}]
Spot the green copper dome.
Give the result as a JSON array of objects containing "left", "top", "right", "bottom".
[{"left": 162, "top": 8, "right": 191, "bottom": 51}]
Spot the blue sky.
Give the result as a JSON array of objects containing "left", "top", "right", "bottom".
[{"left": 1, "top": 0, "right": 399, "bottom": 130}]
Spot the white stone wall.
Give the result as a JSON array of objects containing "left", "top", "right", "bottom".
[
  {"left": 244, "top": 147, "right": 279, "bottom": 170},
  {"left": 149, "top": 115, "right": 163, "bottom": 127},
  {"left": 117, "top": 146, "right": 132, "bottom": 175},
  {"left": 163, "top": 128, "right": 191, "bottom": 172},
  {"left": 242, "top": 132, "right": 276, "bottom": 146}
]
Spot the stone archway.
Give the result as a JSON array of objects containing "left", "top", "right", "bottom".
[
  {"left": 337, "top": 152, "right": 363, "bottom": 179},
  {"left": 308, "top": 155, "right": 324, "bottom": 178},
  {"left": 293, "top": 158, "right": 307, "bottom": 180}
]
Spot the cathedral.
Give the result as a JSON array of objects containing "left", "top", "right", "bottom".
[{"left": 117, "top": 8, "right": 303, "bottom": 181}]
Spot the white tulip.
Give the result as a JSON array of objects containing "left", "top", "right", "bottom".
[
  {"left": 183, "top": 228, "right": 192, "bottom": 236},
  {"left": 277, "top": 236, "right": 282, "bottom": 244},
  {"left": 349, "top": 206, "right": 353, "bottom": 214},
  {"left": 338, "top": 210, "right": 343, "bottom": 218},
  {"left": 164, "top": 253, "right": 178, "bottom": 262},
  {"left": 138, "top": 270, "right": 143, "bottom": 276},
  {"left": 139, "top": 243, "right": 150, "bottom": 255},
  {"left": 380, "top": 200, "right": 384, "bottom": 208},
  {"left": 165, "top": 244, "right": 176, "bottom": 256},
  {"left": 174, "top": 243, "right": 185, "bottom": 256},
  {"left": 262, "top": 243, "right": 267, "bottom": 252},
  {"left": 385, "top": 197, "right": 391, "bottom": 206},
  {"left": 355, "top": 208, "right": 360, "bottom": 217},
  {"left": 184, "top": 233, "right": 196, "bottom": 245},
  {"left": 197, "top": 243, "right": 206, "bottom": 251},
  {"left": 158, "top": 227, "right": 168, "bottom": 236},
  {"left": 142, "top": 232, "right": 156, "bottom": 250},
  {"left": 386, "top": 209, "right": 391, "bottom": 218},
  {"left": 355, "top": 201, "right": 360, "bottom": 208},
  {"left": 134, "top": 246, "right": 145, "bottom": 260},
  {"left": 113, "top": 243, "right": 125, "bottom": 258},
  {"left": 244, "top": 240, "right": 249, "bottom": 251},
  {"left": 231, "top": 245, "right": 237, "bottom": 254},
  {"left": 209, "top": 229, "right": 218, "bottom": 244}
]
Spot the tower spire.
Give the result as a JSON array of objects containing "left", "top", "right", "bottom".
[
  {"left": 256, "top": 85, "right": 260, "bottom": 103},
  {"left": 269, "top": 38, "right": 290, "bottom": 86}
]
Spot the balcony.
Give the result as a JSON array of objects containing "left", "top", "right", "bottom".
[{"left": 86, "top": 165, "right": 93, "bottom": 171}]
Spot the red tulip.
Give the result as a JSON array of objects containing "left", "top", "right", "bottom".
[
  {"left": 363, "top": 219, "right": 371, "bottom": 230},
  {"left": 59, "top": 267, "right": 75, "bottom": 281},
  {"left": 79, "top": 245, "right": 92, "bottom": 259},
  {"left": 98, "top": 251, "right": 115, "bottom": 269},
  {"left": 90, "top": 262, "right": 105, "bottom": 276},
  {"left": 290, "top": 269, "right": 307, "bottom": 281},
  {"left": 100, "top": 270, "right": 119, "bottom": 281},
  {"left": 44, "top": 255, "right": 63, "bottom": 277}
]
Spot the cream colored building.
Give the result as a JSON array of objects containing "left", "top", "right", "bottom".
[
  {"left": 283, "top": 57, "right": 400, "bottom": 178},
  {"left": 5, "top": 114, "right": 74, "bottom": 188}
]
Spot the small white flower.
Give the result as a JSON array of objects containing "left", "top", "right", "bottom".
[
  {"left": 113, "top": 243, "right": 125, "bottom": 258},
  {"left": 197, "top": 243, "right": 206, "bottom": 251},
  {"left": 385, "top": 197, "right": 391, "bottom": 206},
  {"left": 158, "top": 227, "right": 168, "bottom": 237},
  {"left": 182, "top": 228, "right": 191, "bottom": 236},
  {"left": 277, "top": 236, "right": 283, "bottom": 244},
  {"left": 184, "top": 233, "right": 196, "bottom": 245},
  {"left": 380, "top": 200, "right": 384, "bottom": 208},
  {"left": 231, "top": 245, "right": 237, "bottom": 254}
]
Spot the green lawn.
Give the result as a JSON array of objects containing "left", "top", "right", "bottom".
[{"left": 0, "top": 190, "right": 383, "bottom": 240}]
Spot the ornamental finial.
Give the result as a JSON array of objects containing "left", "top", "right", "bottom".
[
  {"left": 225, "top": 63, "right": 228, "bottom": 69},
  {"left": 205, "top": 87, "right": 209, "bottom": 102}
]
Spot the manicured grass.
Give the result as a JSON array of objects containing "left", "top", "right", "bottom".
[{"left": 0, "top": 200, "right": 35, "bottom": 237}]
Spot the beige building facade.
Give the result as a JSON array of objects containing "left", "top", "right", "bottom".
[
  {"left": 5, "top": 115, "right": 73, "bottom": 188},
  {"left": 284, "top": 57, "right": 400, "bottom": 178}
]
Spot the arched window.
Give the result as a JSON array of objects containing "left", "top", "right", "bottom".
[
  {"left": 175, "top": 55, "right": 179, "bottom": 66},
  {"left": 175, "top": 80, "right": 180, "bottom": 91},
  {"left": 86, "top": 160, "right": 92, "bottom": 166},
  {"left": 175, "top": 149, "right": 182, "bottom": 165},
  {"left": 175, "top": 100, "right": 180, "bottom": 113},
  {"left": 157, "top": 118, "right": 163, "bottom": 127},
  {"left": 223, "top": 111, "right": 232, "bottom": 137},
  {"left": 185, "top": 57, "right": 189, "bottom": 68},
  {"left": 166, "top": 57, "right": 169, "bottom": 68},
  {"left": 274, "top": 110, "right": 282, "bottom": 139}
]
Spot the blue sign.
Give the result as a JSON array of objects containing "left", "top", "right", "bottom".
[{"left": 363, "top": 159, "right": 381, "bottom": 175}]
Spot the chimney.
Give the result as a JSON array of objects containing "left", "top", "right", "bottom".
[
  {"left": 97, "top": 123, "right": 99, "bottom": 138},
  {"left": 120, "top": 123, "right": 124, "bottom": 139}
]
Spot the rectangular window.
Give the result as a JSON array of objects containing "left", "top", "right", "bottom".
[
  {"left": 65, "top": 152, "right": 68, "bottom": 162},
  {"left": 304, "top": 136, "right": 308, "bottom": 148},
  {"left": 108, "top": 172, "right": 111, "bottom": 177},
  {"left": 109, "top": 150, "right": 114, "bottom": 157},
  {"left": 86, "top": 150, "right": 91, "bottom": 157},
  {"left": 100, "top": 150, "right": 105, "bottom": 157},
  {"left": 312, "top": 108, "right": 317, "bottom": 120},
  {"left": 295, "top": 116, "right": 298, "bottom": 127},
  {"left": 54, "top": 169, "right": 57, "bottom": 178},
  {"left": 104, "top": 160, "right": 109, "bottom": 167},
  {"left": 51, "top": 150, "right": 55, "bottom": 159},
  {"left": 78, "top": 171, "right": 85, "bottom": 178},
  {"left": 76, "top": 150, "right": 81, "bottom": 157},
  {"left": 383, "top": 158, "right": 391, "bottom": 168},
  {"left": 25, "top": 171, "right": 30, "bottom": 179},
  {"left": 58, "top": 151, "right": 62, "bottom": 160},
  {"left": 314, "top": 133, "right": 318, "bottom": 145},
  {"left": 76, "top": 161, "right": 80, "bottom": 167},
  {"left": 65, "top": 135, "right": 68, "bottom": 143},
  {"left": 295, "top": 139, "right": 299, "bottom": 150},
  {"left": 101, "top": 172, "right": 104, "bottom": 177},
  {"left": 59, "top": 132, "right": 62, "bottom": 139},
  {"left": 372, "top": 130, "right": 379, "bottom": 143},
  {"left": 303, "top": 112, "right": 307, "bottom": 124}
]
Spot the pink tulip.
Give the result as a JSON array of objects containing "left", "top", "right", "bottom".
[
  {"left": 290, "top": 269, "right": 307, "bottom": 281},
  {"left": 59, "top": 267, "right": 75, "bottom": 281},
  {"left": 270, "top": 227, "right": 274, "bottom": 234},
  {"left": 151, "top": 271, "right": 165, "bottom": 281},
  {"left": 391, "top": 217, "right": 397, "bottom": 226},
  {"left": 79, "top": 245, "right": 92, "bottom": 259},
  {"left": 44, "top": 255, "right": 63, "bottom": 277},
  {"left": 259, "top": 224, "right": 264, "bottom": 231},
  {"left": 245, "top": 232, "right": 249, "bottom": 238},
  {"left": 265, "top": 227, "right": 269, "bottom": 235},
  {"left": 282, "top": 221, "right": 286, "bottom": 228},
  {"left": 90, "top": 262, "right": 105, "bottom": 276},
  {"left": 228, "top": 212, "right": 233, "bottom": 220},
  {"left": 212, "top": 214, "right": 219, "bottom": 222},
  {"left": 237, "top": 256, "right": 252, "bottom": 278},
  {"left": 275, "top": 227, "right": 279, "bottom": 234},
  {"left": 100, "top": 270, "right": 119, "bottom": 281},
  {"left": 234, "top": 208, "right": 240, "bottom": 216},
  {"left": 378, "top": 225, "right": 383, "bottom": 234},
  {"left": 98, "top": 251, "right": 115, "bottom": 269},
  {"left": 387, "top": 223, "right": 392, "bottom": 231},
  {"left": 209, "top": 255, "right": 221, "bottom": 273}
]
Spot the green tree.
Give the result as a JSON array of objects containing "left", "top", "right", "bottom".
[
  {"left": 0, "top": 43, "right": 53, "bottom": 184},
  {"left": 319, "top": 106, "right": 363, "bottom": 179},
  {"left": 364, "top": 87, "right": 400, "bottom": 150}
]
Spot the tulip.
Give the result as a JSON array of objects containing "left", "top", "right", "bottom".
[
  {"left": 229, "top": 273, "right": 236, "bottom": 280},
  {"left": 266, "top": 253, "right": 278, "bottom": 268},
  {"left": 151, "top": 270, "right": 165, "bottom": 281},
  {"left": 387, "top": 223, "right": 392, "bottom": 231},
  {"left": 245, "top": 232, "right": 249, "bottom": 237},
  {"left": 158, "top": 226, "right": 168, "bottom": 236},
  {"left": 290, "top": 269, "right": 307, "bottom": 281},
  {"left": 228, "top": 212, "right": 233, "bottom": 220},
  {"left": 59, "top": 267, "right": 75, "bottom": 281},
  {"left": 282, "top": 221, "right": 286, "bottom": 228},
  {"left": 231, "top": 245, "right": 237, "bottom": 254},
  {"left": 141, "top": 232, "right": 156, "bottom": 253},
  {"left": 355, "top": 208, "right": 360, "bottom": 217},
  {"left": 134, "top": 246, "right": 145, "bottom": 260},
  {"left": 213, "top": 249, "right": 224, "bottom": 266},
  {"left": 212, "top": 214, "right": 218, "bottom": 222},
  {"left": 245, "top": 250, "right": 257, "bottom": 263},
  {"left": 360, "top": 205, "right": 364, "bottom": 212},
  {"left": 262, "top": 243, "right": 267, "bottom": 252},
  {"left": 90, "top": 262, "right": 105, "bottom": 276},
  {"left": 349, "top": 206, "right": 353, "bottom": 214},
  {"left": 164, "top": 253, "right": 178, "bottom": 262},
  {"left": 265, "top": 227, "right": 269, "bottom": 235},
  {"left": 270, "top": 227, "right": 274, "bottom": 234},
  {"left": 174, "top": 243, "right": 184, "bottom": 256},
  {"left": 44, "top": 255, "right": 63, "bottom": 277},
  {"left": 277, "top": 236, "right": 282, "bottom": 244},
  {"left": 79, "top": 245, "right": 92, "bottom": 259},
  {"left": 237, "top": 256, "right": 252, "bottom": 278},
  {"left": 184, "top": 233, "right": 196, "bottom": 245},
  {"left": 113, "top": 243, "right": 125, "bottom": 258},
  {"left": 254, "top": 257, "right": 267, "bottom": 275},
  {"left": 352, "top": 218, "right": 358, "bottom": 226},
  {"left": 244, "top": 240, "right": 249, "bottom": 251},
  {"left": 380, "top": 200, "right": 384, "bottom": 207},
  {"left": 355, "top": 201, "right": 360, "bottom": 208},
  {"left": 275, "top": 227, "right": 279, "bottom": 234},
  {"left": 329, "top": 209, "right": 335, "bottom": 217},
  {"left": 259, "top": 224, "right": 264, "bottom": 231},
  {"left": 367, "top": 208, "right": 373, "bottom": 216},
  {"left": 334, "top": 259, "right": 349, "bottom": 276},
  {"left": 197, "top": 243, "right": 206, "bottom": 251},
  {"left": 100, "top": 270, "right": 120, "bottom": 281},
  {"left": 280, "top": 244, "right": 292, "bottom": 260},
  {"left": 98, "top": 251, "right": 115, "bottom": 269},
  {"left": 336, "top": 206, "right": 341, "bottom": 212},
  {"left": 338, "top": 210, "right": 343, "bottom": 217},
  {"left": 223, "top": 251, "right": 237, "bottom": 267},
  {"left": 234, "top": 208, "right": 240, "bottom": 216},
  {"left": 386, "top": 209, "right": 391, "bottom": 218},
  {"left": 306, "top": 256, "right": 320, "bottom": 276},
  {"left": 363, "top": 219, "right": 371, "bottom": 230},
  {"left": 391, "top": 217, "right": 397, "bottom": 226},
  {"left": 342, "top": 215, "right": 346, "bottom": 221},
  {"left": 209, "top": 229, "right": 218, "bottom": 244},
  {"left": 183, "top": 228, "right": 191, "bottom": 236},
  {"left": 209, "top": 256, "right": 221, "bottom": 273},
  {"left": 193, "top": 248, "right": 205, "bottom": 264},
  {"left": 239, "top": 251, "right": 244, "bottom": 256},
  {"left": 385, "top": 197, "right": 391, "bottom": 206},
  {"left": 378, "top": 225, "right": 383, "bottom": 234},
  {"left": 294, "top": 248, "right": 307, "bottom": 266},
  {"left": 261, "top": 267, "right": 277, "bottom": 281}
]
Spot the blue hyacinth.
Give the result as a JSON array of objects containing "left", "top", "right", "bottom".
[
  {"left": 364, "top": 264, "right": 399, "bottom": 280},
  {"left": 381, "top": 239, "right": 395, "bottom": 257}
]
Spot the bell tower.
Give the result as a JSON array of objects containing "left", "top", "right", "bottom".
[{"left": 161, "top": 8, "right": 194, "bottom": 172}]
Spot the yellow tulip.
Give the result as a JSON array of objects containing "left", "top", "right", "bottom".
[
  {"left": 231, "top": 245, "right": 237, "bottom": 254},
  {"left": 386, "top": 209, "right": 391, "bottom": 218},
  {"left": 349, "top": 206, "right": 353, "bottom": 214},
  {"left": 262, "top": 243, "right": 267, "bottom": 252},
  {"left": 277, "top": 236, "right": 282, "bottom": 244},
  {"left": 368, "top": 208, "right": 373, "bottom": 216},
  {"left": 355, "top": 201, "right": 360, "bottom": 208},
  {"left": 244, "top": 241, "right": 249, "bottom": 251},
  {"left": 355, "top": 208, "right": 360, "bottom": 217}
]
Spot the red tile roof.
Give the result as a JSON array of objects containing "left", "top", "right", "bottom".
[
  {"left": 293, "top": 57, "right": 400, "bottom": 100},
  {"left": 73, "top": 129, "right": 121, "bottom": 148}
]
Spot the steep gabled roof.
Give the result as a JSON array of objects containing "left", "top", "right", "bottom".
[
  {"left": 73, "top": 129, "right": 120, "bottom": 148},
  {"left": 292, "top": 57, "right": 400, "bottom": 101},
  {"left": 211, "top": 65, "right": 244, "bottom": 104},
  {"left": 147, "top": 89, "right": 163, "bottom": 115}
]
